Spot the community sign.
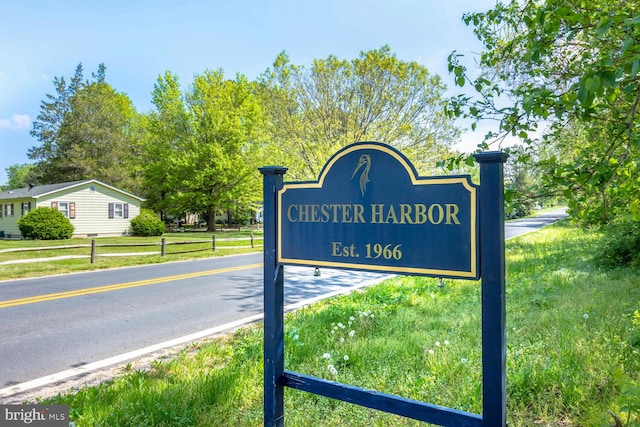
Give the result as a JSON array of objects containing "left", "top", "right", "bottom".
[{"left": 277, "top": 142, "right": 479, "bottom": 279}]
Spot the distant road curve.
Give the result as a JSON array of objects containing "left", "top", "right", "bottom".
[{"left": 505, "top": 207, "right": 567, "bottom": 240}]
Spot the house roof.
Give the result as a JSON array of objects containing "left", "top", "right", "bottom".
[{"left": 0, "top": 179, "right": 144, "bottom": 201}]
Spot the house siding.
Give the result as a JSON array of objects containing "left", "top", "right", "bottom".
[
  {"left": 0, "top": 198, "right": 32, "bottom": 238},
  {"left": 38, "top": 183, "right": 141, "bottom": 237},
  {"left": 0, "top": 181, "right": 142, "bottom": 238}
]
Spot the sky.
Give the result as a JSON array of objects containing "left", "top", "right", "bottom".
[{"left": 0, "top": 0, "right": 498, "bottom": 185}]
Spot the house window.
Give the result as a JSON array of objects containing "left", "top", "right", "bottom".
[
  {"left": 4, "top": 203, "right": 14, "bottom": 217},
  {"left": 58, "top": 202, "right": 70, "bottom": 218},
  {"left": 51, "top": 201, "right": 76, "bottom": 219},
  {"left": 108, "top": 203, "right": 129, "bottom": 219},
  {"left": 115, "top": 203, "right": 124, "bottom": 218},
  {"left": 21, "top": 202, "right": 32, "bottom": 216}
]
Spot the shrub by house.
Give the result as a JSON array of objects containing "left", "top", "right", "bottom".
[{"left": 18, "top": 207, "right": 74, "bottom": 240}]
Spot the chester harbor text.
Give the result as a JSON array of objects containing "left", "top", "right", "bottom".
[{"left": 286, "top": 203, "right": 461, "bottom": 225}]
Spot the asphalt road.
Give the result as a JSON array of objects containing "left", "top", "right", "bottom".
[
  {"left": 505, "top": 207, "right": 567, "bottom": 239},
  {"left": 0, "top": 208, "right": 566, "bottom": 399},
  {"left": 0, "top": 254, "right": 388, "bottom": 396}
]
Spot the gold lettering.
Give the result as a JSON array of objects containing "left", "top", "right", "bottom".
[
  {"left": 321, "top": 204, "right": 330, "bottom": 223},
  {"left": 385, "top": 205, "right": 398, "bottom": 224},
  {"left": 330, "top": 205, "right": 340, "bottom": 223},
  {"left": 287, "top": 205, "right": 298, "bottom": 222},
  {"left": 370, "top": 204, "right": 384, "bottom": 223},
  {"left": 331, "top": 242, "right": 342, "bottom": 256},
  {"left": 341, "top": 204, "right": 352, "bottom": 223},
  {"left": 353, "top": 204, "right": 365, "bottom": 223},
  {"left": 287, "top": 202, "right": 461, "bottom": 225},
  {"left": 297, "top": 205, "right": 308, "bottom": 222},
  {"left": 399, "top": 204, "right": 413, "bottom": 224},
  {"left": 445, "top": 204, "right": 460, "bottom": 224},
  {"left": 414, "top": 204, "right": 427, "bottom": 224},
  {"left": 309, "top": 205, "right": 318, "bottom": 222},
  {"left": 428, "top": 204, "right": 444, "bottom": 224}
]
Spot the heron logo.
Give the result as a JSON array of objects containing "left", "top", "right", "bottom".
[{"left": 351, "top": 154, "right": 371, "bottom": 196}]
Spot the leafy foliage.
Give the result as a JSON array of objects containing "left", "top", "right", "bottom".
[
  {"left": 3, "top": 163, "right": 37, "bottom": 190},
  {"left": 17, "top": 207, "right": 74, "bottom": 240},
  {"left": 448, "top": 0, "right": 640, "bottom": 225},
  {"left": 596, "top": 220, "right": 640, "bottom": 269},
  {"left": 130, "top": 209, "right": 165, "bottom": 237},
  {"left": 141, "top": 70, "right": 263, "bottom": 231},
  {"left": 259, "top": 46, "right": 460, "bottom": 180}
]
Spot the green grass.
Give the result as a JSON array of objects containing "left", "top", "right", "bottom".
[
  {"left": 30, "top": 221, "right": 640, "bottom": 425},
  {"left": 0, "top": 230, "right": 263, "bottom": 281}
]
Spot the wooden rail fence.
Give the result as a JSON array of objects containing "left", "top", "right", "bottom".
[{"left": 0, "top": 234, "right": 262, "bottom": 265}]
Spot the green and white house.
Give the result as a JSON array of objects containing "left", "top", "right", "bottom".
[{"left": 0, "top": 179, "right": 144, "bottom": 238}]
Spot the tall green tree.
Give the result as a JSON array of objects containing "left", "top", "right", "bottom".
[
  {"left": 448, "top": 0, "right": 640, "bottom": 224},
  {"left": 259, "top": 46, "right": 460, "bottom": 180},
  {"left": 180, "top": 70, "right": 263, "bottom": 230},
  {"left": 141, "top": 71, "right": 190, "bottom": 220},
  {"left": 142, "top": 70, "right": 264, "bottom": 230},
  {"left": 29, "top": 64, "right": 142, "bottom": 193},
  {"left": 29, "top": 64, "right": 84, "bottom": 183}
]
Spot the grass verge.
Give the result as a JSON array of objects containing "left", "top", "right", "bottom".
[
  {"left": 0, "top": 230, "right": 263, "bottom": 281},
  {"left": 31, "top": 221, "right": 640, "bottom": 426}
]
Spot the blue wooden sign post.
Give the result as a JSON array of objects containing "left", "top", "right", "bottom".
[{"left": 260, "top": 142, "right": 507, "bottom": 426}]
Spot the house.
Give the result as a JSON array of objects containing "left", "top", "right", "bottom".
[{"left": 0, "top": 179, "right": 144, "bottom": 238}]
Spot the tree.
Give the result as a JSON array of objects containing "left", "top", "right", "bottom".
[
  {"left": 4, "top": 163, "right": 37, "bottom": 189},
  {"left": 448, "top": 0, "right": 640, "bottom": 225},
  {"left": 29, "top": 64, "right": 142, "bottom": 194},
  {"left": 140, "top": 71, "right": 190, "bottom": 221},
  {"left": 142, "top": 70, "right": 264, "bottom": 231},
  {"left": 180, "top": 70, "right": 263, "bottom": 231},
  {"left": 259, "top": 46, "right": 460, "bottom": 180},
  {"left": 29, "top": 64, "right": 84, "bottom": 183}
]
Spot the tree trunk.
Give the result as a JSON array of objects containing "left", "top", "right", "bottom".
[
  {"left": 207, "top": 206, "right": 216, "bottom": 232},
  {"left": 226, "top": 208, "right": 233, "bottom": 228}
]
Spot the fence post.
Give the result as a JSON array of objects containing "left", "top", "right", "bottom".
[
  {"left": 161, "top": 237, "right": 166, "bottom": 256},
  {"left": 212, "top": 235, "right": 216, "bottom": 251},
  {"left": 90, "top": 239, "right": 96, "bottom": 264},
  {"left": 251, "top": 233, "right": 254, "bottom": 248}
]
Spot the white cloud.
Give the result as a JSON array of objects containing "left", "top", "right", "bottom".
[{"left": 0, "top": 114, "right": 31, "bottom": 131}]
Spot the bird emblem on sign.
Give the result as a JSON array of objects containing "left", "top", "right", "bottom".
[{"left": 351, "top": 154, "right": 371, "bottom": 196}]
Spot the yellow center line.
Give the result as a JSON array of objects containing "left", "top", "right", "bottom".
[{"left": 0, "top": 263, "right": 263, "bottom": 309}]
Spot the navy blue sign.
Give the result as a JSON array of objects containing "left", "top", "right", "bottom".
[{"left": 278, "top": 142, "right": 478, "bottom": 279}]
